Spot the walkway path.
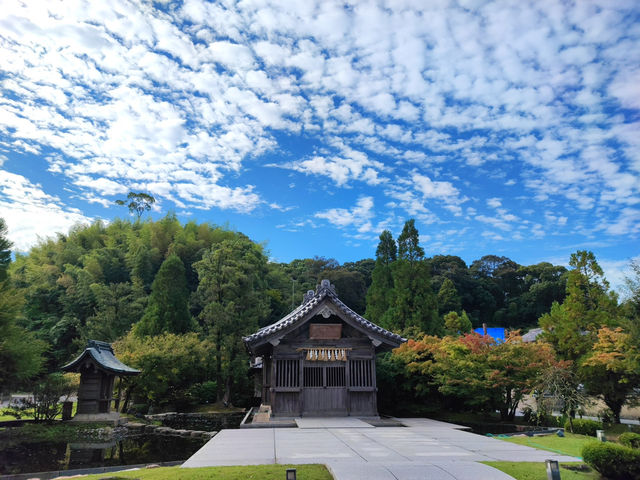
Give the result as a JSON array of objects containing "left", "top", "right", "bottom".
[{"left": 182, "top": 417, "right": 580, "bottom": 480}]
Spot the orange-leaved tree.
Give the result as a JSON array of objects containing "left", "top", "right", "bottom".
[
  {"left": 581, "top": 327, "right": 640, "bottom": 424},
  {"left": 394, "top": 332, "right": 560, "bottom": 421}
]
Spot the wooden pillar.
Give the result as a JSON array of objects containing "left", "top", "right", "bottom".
[
  {"left": 299, "top": 355, "right": 304, "bottom": 416},
  {"left": 270, "top": 356, "right": 277, "bottom": 415},
  {"left": 345, "top": 353, "right": 351, "bottom": 416},
  {"left": 371, "top": 356, "right": 378, "bottom": 416}
]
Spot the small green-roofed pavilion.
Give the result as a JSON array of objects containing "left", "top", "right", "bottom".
[{"left": 62, "top": 340, "right": 139, "bottom": 422}]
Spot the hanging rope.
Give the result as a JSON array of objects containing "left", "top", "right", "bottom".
[{"left": 301, "top": 347, "right": 350, "bottom": 361}]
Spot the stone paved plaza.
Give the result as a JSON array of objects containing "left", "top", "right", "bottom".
[{"left": 182, "top": 417, "right": 580, "bottom": 479}]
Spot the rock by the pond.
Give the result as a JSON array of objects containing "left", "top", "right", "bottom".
[{"left": 126, "top": 422, "right": 146, "bottom": 430}]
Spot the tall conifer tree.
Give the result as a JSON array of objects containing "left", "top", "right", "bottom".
[
  {"left": 365, "top": 230, "right": 397, "bottom": 327},
  {"left": 437, "top": 277, "right": 462, "bottom": 315},
  {"left": 391, "top": 220, "right": 440, "bottom": 335},
  {"left": 134, "top": 253, "right": 193, "bottom": 336}
]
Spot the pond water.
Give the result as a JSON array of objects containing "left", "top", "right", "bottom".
[{"left": 0, "top": 434, "right": 206, "bottom": 475}]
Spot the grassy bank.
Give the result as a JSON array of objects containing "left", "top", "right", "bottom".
[
  {"left": 80, "top": 464, "right": 332, "bottom": 480},
  {"left": 485, "top": 462, "right": 598, "bottom": 480},
  {"left": 489, "top": 432, "right": 599, "bottom": 480},
  {"left": 499, "top": 432, "right": 593, "bottom": 458}
]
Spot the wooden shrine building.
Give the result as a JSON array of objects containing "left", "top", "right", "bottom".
[
  {"left": 243, "top": 279, "right": 405, "bottom": 417},
  {"left": 62, "top": 340, "right": 139, "bottom": 422}
]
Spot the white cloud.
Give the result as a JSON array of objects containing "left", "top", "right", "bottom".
[
  {"left": 0, "top": 169, "right": 93, "bottom": 251},
  {"left": 487, "top": 197, "right": 502, "bottom": 209},
  {"left": 412, "top": 173, "right": 461, "bottom": 202},
  {"left": 315, "top": 196, "right": 374, "bottom": 231},
  {"left": 0, "top": 0, "right": 638, "bottom": 256},
  {"left": 600, "top": 256, "right": 640, "bottom": 298}
]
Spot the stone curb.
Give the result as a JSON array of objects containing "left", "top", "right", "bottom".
[{"left": 124, "top": 422, "right": 216, "bottom": 439}]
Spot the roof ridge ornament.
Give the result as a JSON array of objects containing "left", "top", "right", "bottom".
[
  {"left": 87, "top": 339, "right": 113, "bottom": 352},
  {"left": 317, "top": 279, "right": 336, "bottom": 294},
  {"left": 303, "top": 289, "right": 315, "bottom": 304}
]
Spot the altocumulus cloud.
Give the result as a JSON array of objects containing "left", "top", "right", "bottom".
[{"left": 0, "top": 0, "right": 638, "bottom": 267}]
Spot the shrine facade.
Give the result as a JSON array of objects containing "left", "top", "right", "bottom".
[{"left": 243, "top": 279, "right": 405, "bottom": 417}]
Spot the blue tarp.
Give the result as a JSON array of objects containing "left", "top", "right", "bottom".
[{"left": 473, "top": 327, "right": 505, "bottom": 342}]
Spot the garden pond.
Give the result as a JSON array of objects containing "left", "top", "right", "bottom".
[
  {"left": 0, "top": 412, "right": 245, "bottom": 476},
  {"left": 0, "top": 433, "right": 205, "bottom": 475}
]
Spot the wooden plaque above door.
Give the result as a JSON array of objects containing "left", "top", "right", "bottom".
[{"left": 309, "top": 323, "right": 342, "bottom": 339}]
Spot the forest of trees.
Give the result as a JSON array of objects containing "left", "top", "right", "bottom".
[{"left": 1, "top": 213, "right": 638, "bottom": 420}]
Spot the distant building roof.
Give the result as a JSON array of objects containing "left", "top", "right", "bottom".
[
  {"left": 62, "top": 340, "right": 140, "bottom": 376},
  {"left": 522, "top": 328, "right": 544, "bottom": 343},
  {"left": 473, "top": 327, "right": 506, "bottom": 342}
]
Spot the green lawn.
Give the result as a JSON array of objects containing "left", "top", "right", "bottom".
[
  {"left": 80, "top": 465, "right": 332, "bottom": 480},
  {"left": 485, "top": 462, "right": 598, "bottom": 480},
  {"left": 499, "top": 432, "right": 593, "bottom": 458},
  {"left": 489, "top": 432, "right": 599, "bottom": 479}
]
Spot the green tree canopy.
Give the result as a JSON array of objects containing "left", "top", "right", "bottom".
[
  {"left": 397, "top": 219, "right": 424, "bottom": 262},
  {"left": 0, "top": 218, "right": 11, "bottom": 282},
  {"left": 539, "top": 250, "right": 619, "bottom": 361},
  {"left": 581, "top": 327, "right": 640, "bottom": 424},
  {"left": 114, "top": 332, "right": 216, "bottom": 409},
  {"left": 395, "top": 332, "right": 560, "bottom": 421},
  {"left": 115, "top": 192, "right": 156, "bottom": 218},
  {"left": 437, "top": 278, "right": 461, "bottom": 315},
  {"left": 194, "top": 235, "right": 271, "bottom": 403},
  {"left": 376, "top": 230, "right": 397, "bottom": 264},
  {"left": 443, "top": 310, "right": 472, "bottom": 335},
  {"left": 365, "top": 230, "right": 397, "bottom": 325},
  {"left": 0, "top": 219, "right": 47, "bottom": 392},
  {"left": 134, "top": 253, "right": 193, "bottom": 336}
]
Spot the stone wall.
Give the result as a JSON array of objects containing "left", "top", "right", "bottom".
[
  {"left": 145, "top": 411, "right": 245, "bottom": 431},
  {"left": 125, "top": 421, "right": 217, "bottom": 439}
]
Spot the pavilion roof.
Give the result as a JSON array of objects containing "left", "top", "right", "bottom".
[
  {"left": 244, "top": 279, "right": 405, "bottom": 352},
  {"left": 62, "top": 340, "right": 140, "bottom": 376}
]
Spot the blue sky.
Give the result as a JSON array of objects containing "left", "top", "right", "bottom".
[{"left": 0, "top": 0, "right": 639, "bottom": 290}]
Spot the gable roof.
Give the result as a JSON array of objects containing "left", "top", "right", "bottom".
[
  {"left": 62, "top": 340, "right": 140, "bottom": 376},
  {"left": 244, "top": 279, "right": 406, "bottom": 353}
]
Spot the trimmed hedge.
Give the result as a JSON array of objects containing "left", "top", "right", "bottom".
[
  {"left": 564, "top": 418, "right": 602, "bottom": 436},
  {"left": 619, "top": 432, "right": 640, "bottom": 449},
  {"left": 582, "top": 441, "right": 640, "bottom": 480}
]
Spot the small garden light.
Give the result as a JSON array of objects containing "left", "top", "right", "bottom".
[
  {"left": 286, "top": 468, "right": 297, "bottom": 480},
  {"left": 545, "top": 459, "right": 561, "bottom": 480}
]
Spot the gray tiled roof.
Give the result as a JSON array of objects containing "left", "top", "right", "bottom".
[
  {"left": 522, "top": 327, "right": 543, "bottom": 343},
  {"left": 62, "top": 340, "right": 140, "bottom": 375},
  {"left": 243, "top": 279, "right": 406, "bottom": 347}
]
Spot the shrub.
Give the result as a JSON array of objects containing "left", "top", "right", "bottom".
[
  {"left": 597, "top": 408, "right": 616, "bottom": 426},
  {"left": 619, "top": 432, "right": 640, "bottom": 449},
  {"left": 129, "top": 403, "right": 149, "bottom": 415},
  {"left": 582, "top": 442, "right": 640, "bottom": 480},
  {"left": 564, "top": 418, "right": 602, "bottom": 436},
  {"left": 189, "top": 381, "right": 218, "bottom": 404},
  {"left": 2, "top": 374, "right": 75, "bottom": 422}
]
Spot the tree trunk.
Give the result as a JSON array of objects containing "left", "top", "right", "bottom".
[
  {"left": 215, "top": 329, "right": 223, "bottom": 403},
  {"left": 603, "top": 393, "right": 624, "bottom": 424}
]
